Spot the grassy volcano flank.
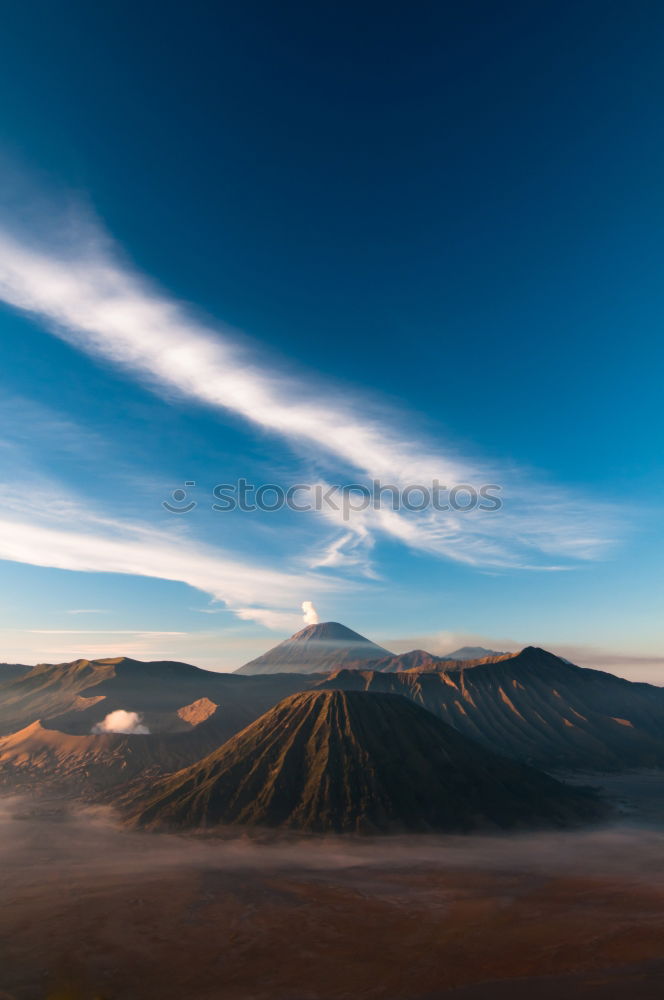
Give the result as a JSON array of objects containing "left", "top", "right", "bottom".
[{"left": 125, "top": 690, "right": 606, "bottom": 834}]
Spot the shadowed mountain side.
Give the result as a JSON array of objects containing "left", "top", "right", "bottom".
[
  {"left": 0, "top": 712, "right": 240, "bottom": 797},
  {"left": 124, "top": 690, "right": 606, "bottom": 834},
  {"left": 0, "top": 657, "right": 321, "bottom": 738},
  {"left": 347, "top": 649, "right": 448, "bottom": 672},
  {"left": 346, "top": 649, "right": 525, "bottom": 673},
  {"left": 325, "top": 649, "right": 525, "bottom": 674},
  {"left": 0, "top": 658, "right": 120, "bottom": 736},
  {"left": 0, "top": 663, "right": 32, "bottom": 682},
  {"left": 4, "top": 648, "right": 664, "bottom": 778},
  {"left": 235, "top": 622, "right": 393, "bottom": 675},
  {"left": 316, "top": 648, "right": 664, "bottom": 771}
]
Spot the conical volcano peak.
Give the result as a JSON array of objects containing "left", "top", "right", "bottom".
[
  {"left": 235, "top": 622, "right": 393, "bottom": 675},
  {"left": 125, "top": 688, "right": 606, "bottom": 834},
  {"left": 289, "top": 621, "right": 379, "bottom": 643}
]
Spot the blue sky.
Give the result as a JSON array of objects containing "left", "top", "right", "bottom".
[{"left": 0, "top": 1, "right": 662, "bottom": 676}]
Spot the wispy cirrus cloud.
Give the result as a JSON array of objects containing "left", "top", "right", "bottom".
[
  {"left": 310, "top": 478, "right": 610, "bottom": 572},
  {"left": 0, "top": 207, "right": 620, "bottom": 570},
  {"left": 0, "top": 483, "right": 337, "bottom": 631},
  {"left": 28, "top": 629, "right": 187, "bottom": 635},
  {"left": 66, "top": 609, "right": 110, "bottom": 615}
]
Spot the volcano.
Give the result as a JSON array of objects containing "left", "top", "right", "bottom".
[
  {"left": 125, "top": 689, "right": 605, "bottom": 833},
  {"left": 443, "top": 645, "right": 505, "bottom": 661},
  {"left": 235, "top": 622, "right": 393, "bottom": 675},
  {"left": 318, "top": 647, "right": 664, "bottom": 770},
  {"left": 0, "top": 716, "right": 235, "bottom": 797},
  {"left": 0, "top": 655, "right": 314, "bottom": 740}
]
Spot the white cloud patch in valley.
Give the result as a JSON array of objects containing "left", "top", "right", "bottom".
[{"left": 92, "top": 710, "right": 150, "bottom": 735}]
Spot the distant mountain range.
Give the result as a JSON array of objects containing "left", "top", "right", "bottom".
[
  {"left": 0, "top": 656, "right": 307, "bottom": 740},
  {"left": 444, "top": 645, "right": 505, "bottom": 661},
  {"left": 235, "top": 623, "right": 504, "bottom": 675},
  {"left": 124, "top": 690, "right": 605, "bottom": 834},
  {"left": 235, "top": 621, "right": 393, "bottom": 675},
  {"left": 1, "top": 624, "right": 663, "bottom": 830}
]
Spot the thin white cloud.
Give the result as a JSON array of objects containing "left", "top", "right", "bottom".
[
  {"left": 0, "top": 226, "right": 467, "bottom": 483},
  {"left": 311, "top": 479, "right": 611, "bottom": 572},
  {"left": 187, "top": 603, "right": 306, "bottom": 630},
  {"left": 0, "top": 626, "right": 279, "bottom": 671},
  {"left": 66, "top": 609, "right": 109, "bottom": 615},
  {"left": 233, "top": 607, "right": 303, "bottom": 631},
  {"left": 0, "top": 483, "right": 338, "bottom": 630},
  {"left": 28, "top": 630, "right": 188, "bottom": 635},
  {"left": 0, "top": 210, "right": 620, "bottom": 569},
  {"left": 307, "top": 523, "right": 378, "bottom": 578}
]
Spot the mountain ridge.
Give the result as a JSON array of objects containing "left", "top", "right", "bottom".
[
  {"left": 443, "top": 645, "right": 506, "bottom": 661},
  {"left": 317, "top": 647, "right": 664, "bottom": 769},
  {"left": 124, "top": 690, "right": 606, "bottom": 833},
  {"left": 2, "top": 643, "right": 664, "bottom": 782},
  {"left": 0, "top": 714, "right": 234, "bottom": 797}
]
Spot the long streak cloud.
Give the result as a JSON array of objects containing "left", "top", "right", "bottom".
[
  {"left": 0, "top": 216, "right": 618, "bottom": 568},
  {"left": 0, "top": 495, "right": 334, "bottom": 631}
]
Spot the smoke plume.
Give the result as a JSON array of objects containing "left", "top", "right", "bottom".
[
  {"left": 302, "top": 601, "right": 320, "bottom": 625},
  {"left": 92, "top": 710, "right": 150, "bottom": 735}
]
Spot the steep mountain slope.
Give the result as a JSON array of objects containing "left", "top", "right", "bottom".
[
  {"left": 235, "top": 622, "right": 393, "bottom": 675},
  {"left": 317, "top": 648, "right": 664, "bottom": 770},
  {"left": 0, "top": 656, "right": 328, "bottom": 797},
  {"left": 125, "top": 690, "right": 605, "bottom": 833},
  {"left": 0, "top": 656, "right": 316, "bottom": 738},
  {"left": 4, "top": 647, "right": 663, "bottom": 781},
  {"left": 0, "top": 715, "right": 232, "bottom": 797},
  {"left": 0, "top": 663, "right": 32, "bottom": 682},
  {"left": 0, "top": 658, "right": 118, "bottom": 735}
]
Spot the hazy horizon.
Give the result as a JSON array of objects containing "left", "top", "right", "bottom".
[{"left": 2, "top": 624, "right": 663, "bottom": 684}]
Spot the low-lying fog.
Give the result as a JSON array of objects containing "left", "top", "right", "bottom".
[
  {"left": 3, "top": 773, "right": 664, "bottom": 880},
  {"left": 2, "top": 774, "right": 664, "bottom": 1000}
]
